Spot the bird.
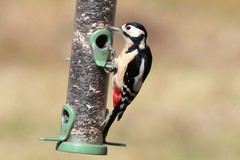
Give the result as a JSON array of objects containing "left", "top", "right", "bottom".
[{"left": 103, "top": 22, "right": 152, "bottom": 145}]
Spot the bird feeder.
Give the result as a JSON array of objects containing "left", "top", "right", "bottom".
[{"left": 40, "top": 0, "right": 117, "bottom": 155}]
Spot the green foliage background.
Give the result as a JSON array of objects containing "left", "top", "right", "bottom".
[{"left": 1, "top": 0, "right": 240, "bottom": 159}]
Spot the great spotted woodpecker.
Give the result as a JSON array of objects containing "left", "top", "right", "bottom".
[{"left": 103, "top": 22, "right": 152, "bottom": 144}]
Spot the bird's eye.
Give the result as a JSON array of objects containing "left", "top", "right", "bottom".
[{"left": 126, "top": 25, "right": 131, "bottom": 30}]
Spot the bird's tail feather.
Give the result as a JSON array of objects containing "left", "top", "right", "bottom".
[{"left": 103, "top": 107, "right": 119, "bottom": 143}]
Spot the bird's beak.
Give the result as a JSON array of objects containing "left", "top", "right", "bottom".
[{"left": 108, "top": 25, "right": 123, "bottom": 32}]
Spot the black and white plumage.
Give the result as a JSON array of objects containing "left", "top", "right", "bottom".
[{"left": 103, "top": 22, "right": 152, "bottom": 144}]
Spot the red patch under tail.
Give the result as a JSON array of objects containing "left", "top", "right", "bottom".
[{"left": 113, "top": 83, "right": 121, "bottom": 108}]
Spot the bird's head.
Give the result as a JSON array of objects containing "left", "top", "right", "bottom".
[{"left": 108, "top": 22, "right": 148, "bottom": 46}]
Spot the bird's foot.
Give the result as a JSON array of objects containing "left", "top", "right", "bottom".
[{"left": 101, "top": 108, "right": 110, "bottom": 127}]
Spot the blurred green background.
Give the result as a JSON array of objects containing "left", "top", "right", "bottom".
[{"left": 1, "top": 0, "right": 240, "bottom": 159}]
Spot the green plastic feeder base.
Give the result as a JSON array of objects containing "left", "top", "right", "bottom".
[{"left": 56, "top": 142, "right": 107, "bottom": 155}]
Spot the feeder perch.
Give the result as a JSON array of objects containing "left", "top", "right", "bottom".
[
  {"left": 40, "top": 104, "right": 107, "bottom": 155},
  {"left": 39, "top": 104, "right": 76, "bottom": 142}
]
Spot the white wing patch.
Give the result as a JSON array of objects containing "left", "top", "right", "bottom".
[{"left": 133, "top": 58, "right": 145, "bottom": 92}]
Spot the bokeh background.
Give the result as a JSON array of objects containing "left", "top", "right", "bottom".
[{"left": 1, "top": 0, "right": 240, "bottom": 159}]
